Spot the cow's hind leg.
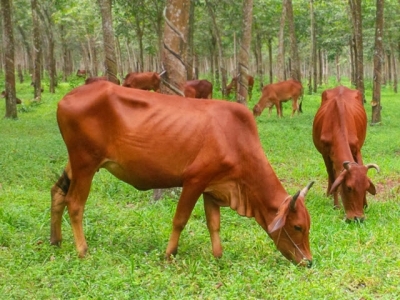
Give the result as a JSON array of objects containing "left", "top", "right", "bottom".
[
  {"left": 165, "top": 184, "right": 204, "bottom": 259},
  {"left": 203, "top": 193, "right": 222, "bottom": 258},
  {"left": 291, "top": 97, "right": 299, "bottom": 117},
  {"left": 50, "top": 165, "right": 71, "bottom": 246},
  {"left": 65, "top": 169, "right": 96, "bottom": 258}
]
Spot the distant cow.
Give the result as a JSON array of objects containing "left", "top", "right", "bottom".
[
  {"left": 312, "top": 86, "right": 379, "bottom": 221},
  {"left": 76, "top": 69, "right": 87, "bottom": 78},
  {"left": 51, "top": 81, "right": 314, "bottom": 266},
  {"left": 122, "top": 72, "right": 160, "bottom": 92},
  {"left": 1, "top": 90, "right": 22, "bottom": 104},
  {"left": 253, "top": 79, "right": 303, "bottom": 118},
  {"left": 226, "top": 75, "right": 254, "bottom": 101},
  {"left": 184, "top": 79, "right": 213, "bottom": 99},
  {"left": 85, "top": 76, "right": 120, "bottom": 85}
]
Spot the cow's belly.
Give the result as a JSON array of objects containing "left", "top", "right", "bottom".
[{"left": 102, "top": 160, "right": 184, "bottom": 190}]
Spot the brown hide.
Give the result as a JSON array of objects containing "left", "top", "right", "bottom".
[
  {"left": 312, "top": 86, "right": 379, "bottom": 221},
  {"left": 85, "top": 76, "right": 120, "bottom": 85},
  {"left": 51, "top": 81, "right": 314, "bottom": 266},
  {"left": 122, "top": 72, "right": 160, "bottom": 92},
  {"left": 253, "top": 79, "right": 303, "bottom": 118},
  {"left": 226, "top": 75, "right": 254, "bottom": 101},
  {"left": 1, "top": 90, "right": 22, "bottom": 104},
  {"left": 184, "top": 79, "right": 213, "bottom": 99},
  {"left": 76, "top": 69, "right": 87, "bottom": 78}
]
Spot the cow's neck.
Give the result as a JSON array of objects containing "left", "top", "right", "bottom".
[{"left": 238, "top": 161, "right": 289, "bottom": 232}]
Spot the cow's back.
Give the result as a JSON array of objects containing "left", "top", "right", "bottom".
[
  {"left": 57, "top": 81, "right": 262, "bottom": 190},
  {"left": 312, "top": 86, "right": 367, "bottom": 154}
]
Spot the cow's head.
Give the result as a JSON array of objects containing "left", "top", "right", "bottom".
[
  {"left": 330, "top": 161, "right": 379, "bottom": 222},
  {"left": 268, "top": 182, "right": 314, "bottom": 267},
  {"left": 253, "top": 104, "right": 262, "bottom": 117},
  {"left": 226, "top": 77, "right": 238, "bottom": 96}
]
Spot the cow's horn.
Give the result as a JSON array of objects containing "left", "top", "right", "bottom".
[
  {"left": 366, "top": 163, "right": 380, "bottom": 173},
  {"left": 343, "top": 161, "right": 352, "bottom": 170},
  {"left": 299, "top": 181, "right": 315, "bottom": 198},
  {"left": 289, "top": 191, "right": 301, "bottom": 211}
]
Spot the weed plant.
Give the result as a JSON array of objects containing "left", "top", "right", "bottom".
[{"left": 0, "top": 76, "right": 399, "bottom": 299}]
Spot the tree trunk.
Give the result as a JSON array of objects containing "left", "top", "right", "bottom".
[
  {"left": 349, "top": 0, "right": 365, "bottom": 102},
  {"left": 31, "top": 0, "right": 42, "bottom": 100},
  {"left": 310, "top": 0, "right": 317, "bottom": 93},
  {"left": 335, "top": 53, "right": 341, "bottom": 84},
  {"left": 277, "top": 0, "right": 286, "bottom": 82},
  {"left": 187, "top": 1, "right": 195, "bottom": 80},
  {"left": 237, "top": 0, "right": 253, "bottom": 105},
  {"left": 17, "top": 25, "right": 33, "bottom": 77},
  {"left": 98, "top": 0, "right": 119, "bottom": 84},
  {"left": 268, "top": 38, "right": 273, "bottom": 84},
  {"left": 371, "top": 0, "right": 384, "bottom": 124},
  {"left": 285, "top": 0, "right": 301, "bottom": 82},
  {"left": 392, "top": 44, "right": 398, "bottom": 93},
  {"left": 161, "top": 0, "right": 190, "bottom": 96},
  {"left": 2, "top": 0, "right": 17, "bottom": 118},
  {"left": 206, "top": 0, "right": 227, "bottom": 96}
]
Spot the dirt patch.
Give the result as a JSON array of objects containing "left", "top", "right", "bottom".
[{"left": 374, "top": 177, "right": 400, "bottom": 201}]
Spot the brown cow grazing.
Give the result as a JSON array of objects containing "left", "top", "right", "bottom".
[
  {"left": 312, "top": 86, "right": 379, "bottom": 221},
  {"left": 253, "top": 79, "right": 303, "bottom": 118},
  {"left": 226, "top": 75, "right": 254, "bottom": 101},
  {"left": 51, "top": 81, "right": 314, "bottom": 266},
  {"left": 76, "top": 69, "right": 87, "bottom": 78},
  {"left": 184, "top": 79, "right": 213, "bottom": 99},
  {"left": 122, "top": 72, "right": 160, "bottom": 92},
  {"left": 1, "top": 90, "right": 22, "bottom": 104},
  {"left": 85, "top": 76, "right": 120, "bottom": 85}
]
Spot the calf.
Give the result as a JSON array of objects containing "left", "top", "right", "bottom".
[
  {"left": 1, "top": 90, "right": 22, "bottom": 104},
  {"left": 253, "top": 79, "right": 303, "bottom": 118},
  {"left": 76, "top": 69, "right": 87, "bottom": 78},
  {"left": 51, "top": 81, "right": 314, "bottom": 266},
  {"left": 226, "top": 75, "right": 254, "bottom": 101},
  {"left": 85, "top": 76, "right": 120, "bottom": 85},
  {"left": 122, "top": 72, "right": 160, "bottom": 92},
  {"left": 184, "top": 79, "right": 213, "bottom": 99},
  {"left": 312, "top": 86, "right": 379, "bottom": 221}
]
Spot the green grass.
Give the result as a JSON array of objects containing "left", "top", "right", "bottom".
[{"left": 1, "top": 77, "right": 399, "bottom": 299}]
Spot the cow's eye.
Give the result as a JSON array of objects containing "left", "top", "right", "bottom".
[{"left": 294, "top": 225, "right": 302, "bottom": 232}]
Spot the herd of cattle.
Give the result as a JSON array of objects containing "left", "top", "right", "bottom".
[{"left": 49, "top": 70, "right": 379, "bottom": 267}]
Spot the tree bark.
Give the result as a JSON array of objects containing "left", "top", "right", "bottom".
[
  {"left": 206, "top": 0, "right": 227, "bottom": 97},
  {"left": 349, "top": 0, "right": 365, "bottom": 102},
  {"left": 2, "top": 0, "right": 17, "bottom": 118},
  {"left": 371, "top": 0, "right": 384, "bottom": 124},
  {"left": 285, "top": 0, "right": 301, "bottom": 82},
  {"left": 161, "top": 0, "right": 190, "bottom": 96},
  {"left": 237, "top": 0, "right": 253, "bottom": 105},
  {"left": 268, "top": 38, "right": 273, "bottom": 84},
  {"left": 31, "top": 0, "right": 42, "bottom": 100},
  {"left": 277, "top": 1, "right": 286, "bottom": 82},
  {"left": 98, "top": 0, "right": 119, "bottom": 84},
  {"left": 309, "top": 0, "right": 317, "bottom": 93},
  {"left": 392, "top": 44, "right": 398, "bottom": 93}
]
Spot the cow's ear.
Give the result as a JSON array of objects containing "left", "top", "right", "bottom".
[
  {"left": 329, "top": 171, "right": 346, "bottom": 194},
  {"left": 268, "top": 207, "right": 289, "bottom": 233},
  {"left": 368, "top": 180, "right": 376, "bottom": 195}
]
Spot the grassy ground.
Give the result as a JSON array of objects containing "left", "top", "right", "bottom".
[{"left": 1, "top": 76, "right": 399, "bottom": 299}]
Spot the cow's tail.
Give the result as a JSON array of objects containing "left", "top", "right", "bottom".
[
  {"left": 53, "top": 170, "right": 71, "bottom": 196},
  {"left": 299, "top": 85, "right": 304, "bottom": 113}
]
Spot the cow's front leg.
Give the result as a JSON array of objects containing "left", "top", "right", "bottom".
[
  {"left": 203, "top": 194, "right": 222, "bottom": 258},
  {"left": 165, "top": 185, "right": 203, "bottom": 259}
]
